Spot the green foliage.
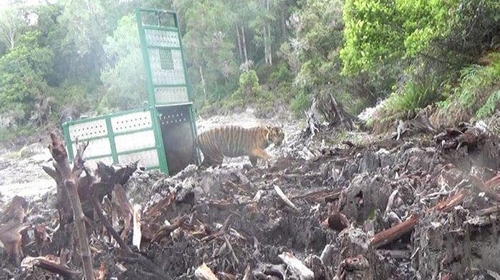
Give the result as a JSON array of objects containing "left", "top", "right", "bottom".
[
  {"left": 383, "top": 81, "right": 442, "bottom": 117},
  {"left": 100, "top": 14, "right": 147, "bottom": 111},
  {"left": 0, "top": 124, "right": 42, "bottom": 148},
  {"left": 438, "top": 53, "right": 500, "bottom": 123},
  {"left": 341, "top": 0, "right": 456, "bottom": 75},
  {"left": 0, "top": 6, "right": 28, "bottom": 51},
  {"left": 0, "top": 31, "right": 53, "bottom": 123},
  {"left": 290, "top": 91, "right": 311, "bottom": 117},
  {"left": 477, "top": 90, "right": 500, "bottom": 118},
  {"left": 231, "top": 70, "right": 274, "bottom": 107}
]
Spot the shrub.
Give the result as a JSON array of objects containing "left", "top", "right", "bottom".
[
  {"left": 290, "top": 91, "right": 311, "bottom": 118},
  {"left": 437, "top": 52, "right": 500, "bottom": 124}
]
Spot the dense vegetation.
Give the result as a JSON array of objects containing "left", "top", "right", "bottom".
[{"left": 0, "top": 0, "right": 498, "bottom": 146}]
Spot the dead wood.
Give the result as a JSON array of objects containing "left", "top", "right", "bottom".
[
  {"left": 336, "top": 255, "right": 371, "bottom": 280},
  {"left": 305, "top": 255, "right": 330, "bottom": 280},
  {"left": 475, "top": 205, "right": 500, "bottom": 216},
  {"left": 371, "top": 186, "right": 472, "bottom": 250},
  {"left": 278, "top": 252, "right": 314, "bottom": 280},
  {"left": 132, "top": 204, "right": 142, "bottom": 249},
  {"left": 50, "top": 133, "right": 94, "bottom": 280},
  {"left": 1, "top": 196, "right": 28, "bottom": 223},
  {"left": 432, "top": 189, "right": 470, "bottom": 212},
  {"left": 151, "top": 214, "right": 190, "bottom": 243},
  {"left": 142, "top": 192, "right": 176, "bottom": 225},
  {"left": 377, "top": 249, "right": 411, "bottom": 260},
  {"left": 469, "top": 175, "right": 500, "bottom": 202},
  {"left": 111, "top": 184, "right": 133, "bottom": 241},
  {"left": 394, "top": 110, "right": 437, "bottom": 140},
  {"left": 92, "top": 193, "right": 170, "bottom": 279},
  {"left": 274, "top": 185, "right": 299, "bottom": 211},
  {"left": 21, "top": 256, "right": 80, "bottom": 279},
  {"left": 201, "top": 214, "right": 233, "bottom": 242},
  {"left": 194, "top": 263, "right": 218, "bottom": 280},
  {"left": 321, "top": 210, "right": 349, "bottom": 232},
  {"left": 47, "top": 133, "right": 73, "bottom": 227},
  {"left": 291, "top": 188, "right": 341, "bottom": 203},
  {"left": 326, "top": 93, "right": 355, "bottom": 131},
  {"left": 370, "top": 213, "right": 419, "bottom": 249},
  {"left": 0, "top": 221, "right": 30, "bottom": 264},
  {"left": 243, "top": 263, "right": 252, "bottom": 280}
]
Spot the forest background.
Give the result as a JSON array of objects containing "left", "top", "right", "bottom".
[{"left": 0, "top": 0, "right": 498, "bottom": 147}]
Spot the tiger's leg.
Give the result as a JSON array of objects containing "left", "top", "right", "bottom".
[
  {"left": 199, "top": 158, "right": 212, "bottom": 169},
  {"left": 250, "top": 148, "right": 271, "bottom": 168},
  {"left": 251, "top": 148, "right": 271, "bottom": 160},
  {"left": 213, "top": 154, "right": 224, "bottom": 168},
  {"left": 249, "top": 155, "right": 258, "bottom": 167}
]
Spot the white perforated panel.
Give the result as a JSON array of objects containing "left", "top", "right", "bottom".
[
  {"left": 114, "top": 130, "right": 156, "bottom": 153},
  {"left": 118, "top": 150, "right": 159, "bottom": 169},
  {"left": 68, "top": 119, "right": 107, "bottom": 141},
  {"left": 110, "top": 111, "right": 153, "bottom": 133},
  {"left": 72, "top": 138, "right": 111, "bottom": 158}
]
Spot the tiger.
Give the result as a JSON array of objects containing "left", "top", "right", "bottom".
[{"left": 196, "top": 125, "right": 285, "bottom": 169}]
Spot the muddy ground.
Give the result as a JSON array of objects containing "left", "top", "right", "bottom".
[{"left": 1, "top": 110, "right": 500, "bottom": 280}]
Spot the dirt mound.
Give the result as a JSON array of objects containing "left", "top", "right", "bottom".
[{"left": 1, "top": 119, "right": 500, "bottom": 279}]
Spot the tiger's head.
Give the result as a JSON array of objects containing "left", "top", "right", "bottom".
[{"left": 265, "top": 126, "right": 285, "bottom": 147}]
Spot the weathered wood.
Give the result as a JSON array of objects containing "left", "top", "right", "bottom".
[
  {"left": 432, "top": 189, "right": 470, "bottom": 212},
  {"left": 278, "top": 252, "right": 314, "bottom": 280},
  {"left": 49, "top": 133, "right": 94, "bottom": 280},
  {"left": 0, "top": 221, "right": 30, "bottom": 264},
  {"left": 195, "top": 263, "right": 218, "bottom": 280},
  {"left": 470, "top": 175, "right": 500, "bottom": 202},
  {"left": 336, "top": 255, "right": 371, "bottom": 280},
  {"left": 370, "top": 214, "right": 419, "bottom": 249},
  {"left": 274, "top": 185, "right": 299, "bottom": 211},
  {"left": 321, "top": 210, "right": 349, "bottom": 232},
  {"left": 22, "top": 256, "right": 80, "bottom": 279}
]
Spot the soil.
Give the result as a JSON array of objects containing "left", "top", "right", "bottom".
[{"left": 1, "top": 109, "right": 500, "bottom": 280}]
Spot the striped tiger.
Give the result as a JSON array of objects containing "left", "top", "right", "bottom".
[{"left": 196, "top": 125, "right": 285, "bottom": 169}]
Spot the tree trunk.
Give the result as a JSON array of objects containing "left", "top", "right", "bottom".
[
  {"left": 265, "top": 0, "right": 272, "bottom": 65},
  {"left": 280, "top": 2, "right": 287, "bottom": 40},
  {"left": 199, "top": 66, "right": 207, "bottom": 97},
  {"left": 266, "top": 24, "right": 272, "bottom": 65},
  {"left": 236, "top": 25, "right": 243, "bottom": 64},
  {"left": 241, "top": 26, "right": 248, "bottom": 63}
]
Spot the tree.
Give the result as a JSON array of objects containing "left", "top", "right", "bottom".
[
  {"left": 0, "top": 31, "right": 53, "bottom": 124},
  {"left": 100, "top": 14, "right": 147, "bottom": 111},
  {"left": 0, "top": 6, "right": 27, "bottom": 52},
  {"left": 174, "top": 0, "right": 239, "bottom": 101}
]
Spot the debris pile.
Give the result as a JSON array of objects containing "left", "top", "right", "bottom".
[{"left": 1, "top": 117, "right": 500, "bottom": 279}]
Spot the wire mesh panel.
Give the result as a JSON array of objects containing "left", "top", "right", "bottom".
[{"left": 136, "top": 8, "right": 191, "bottom": 105}]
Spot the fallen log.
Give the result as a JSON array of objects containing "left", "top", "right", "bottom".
[
  {"left": 432, "top": 189, "right": 470, "bottom": 212},
  {"left": 370, "top": 213, "right": 420, "bottom": 249},
  {"left": 21, "top": 256, "right": 80, "bottom": 279},
  {"left": 371, "top": 188, "right": 470, "bottom": 249}
]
